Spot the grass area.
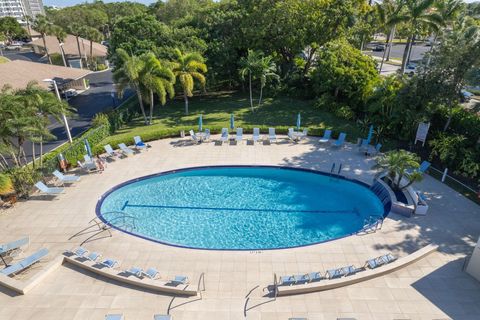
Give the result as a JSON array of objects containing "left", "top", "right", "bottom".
[
  {"left": 102, "top": 91, "right": 364, "bottom": 145},
  {"left": 0, "top": 56, "right": 10, "bottom": 64}
]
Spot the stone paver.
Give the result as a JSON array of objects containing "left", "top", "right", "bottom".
[{"left": 1, "top": 136, "right": 480, "bottom": 320}]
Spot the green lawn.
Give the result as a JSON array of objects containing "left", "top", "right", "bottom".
[{"left": 103, "top": 91, "right": 364, "bottom": 146}]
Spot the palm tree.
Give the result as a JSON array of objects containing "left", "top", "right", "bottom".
[
  {"left": 257, "top": 55, "right": 279, "bottom": 108},
  {"left": 68, "top": 23, "right": 85, "bottom": 68},
  {"left": 376, "top": 0, "right": 403, "bottom": 73},
  {"left": 82, "top": 27, "right": 103, "bottom": 60},
  {"left": 139, "top": 53, "right": 175, "bottom": 124},
  {"left": 113, "top": 48, "right": 148, "bottom": 124},
  {"left": 373, "top": 150, "right": 423, "bottom": 191},
  {"left": 32, "top": 15, "right": 52, "bottom": 64},
  {"left": 239, "top": 50, "right": 262, "bottom": 112},
  {"left": 171, "top": 49, "right": 207, "bottom": 115},
  {"left": 49, "top": 25, "right": 67, "bottom": 67},
  {"left": 391, "top": 0, "right": 443, "bottom": 73}
]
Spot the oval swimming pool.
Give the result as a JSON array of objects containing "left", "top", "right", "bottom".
[{"left": 97, "top": 166, "right": 387, "bottom": 250}]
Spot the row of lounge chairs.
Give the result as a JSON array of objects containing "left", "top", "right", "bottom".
[
  {"left": 106, "top": 314, "right": 171, "bottom": 320},
  {"left": 68, "top": 247, "right": 189, "bottom": 285},
  {"left": 277, "top": 253, "right": 397, "bottom": 286},
  {"left": 0, "top": 236, "right": 49, "bottom": 277}
]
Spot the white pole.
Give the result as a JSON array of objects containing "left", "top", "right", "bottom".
[
  {"left": 52, "top": 80, "right": 73, "bottom": 143},
  {"left": 441, "top": 168, "right": 448, "bottom": 183}
]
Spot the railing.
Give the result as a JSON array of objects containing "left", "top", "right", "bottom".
[
  {"left": 359, "top": 215, "right": 384, "bottom": 234},
  {"left": 102, "top": 211, "right": 138, "bottom": 232},
  {"left": 427, "top": 166, "right": 479, "bottom": 204},
  {"left": 197, "top": 272, "right": 206, "bottom": 298}
]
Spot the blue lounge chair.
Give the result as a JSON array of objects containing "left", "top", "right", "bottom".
[
  {"left": 101, "top": 259, "right": 119, "bottom": 269},
  {"left": 67, "top": 247, "right": 88, "bottom": 258},
  {"left": 407, "top": 160, "right": 431, "bottom": 175},
  {"left": 86, "top": 252, "right": 101, "bottom": 262},
  {"left": 0, "top": 237, "right": 29, "bottom": 266},
  {"left": 292, "top": 274, "right": 310, "bottom": 284},
  {"left": 252, "top": 128, "right": 260, "bottom": 143},
  {"left": 342, "top": 265, "right": 359, "bottom": 276},
  {"left": 332, "top": 133, "right": 346, "bottom": 148},
  {"left": 134, "top": 136, "right": 147, "bottom": 150},
  {"left": 105, "top": 314, "right": 124, "bottom": 320},
  {"left": 307, "top": 272, "right": 322, "bottom": 282},
  {"left": 236, "top": 128, "right": 243, "bottom": 143},
  {"left": 279, "top": 275, "right": 296, "bottom": 286},
  {"left": 53, "top": 170, "right": 81, "bottom": 185},
  {"left": 154, "top": 315, "right": 172, "bottom": 320},
  {"left": 268, "top": 128, "right": 277, "bottom": 143},
  {"left": 34, "top": 181, "right": 64, "bottom": 196},
  {"left": 126, "top": 266, "right": 143, "bottom": 277},
  {"left": 171, "top": 275, "right": 188, "bottom": 285},
  {"left": 0, "top": 248, "right": 48, "bottom": 276},
  {"left": 319, "top": 129, "right": 332, "bottom": 144},
  {"left": 204, "top": 128, "right": 211, "bottom": 141},
  {"left": 220, "top": 128, "right": 229, "bottom": 143},
  {"left": 365, "top": 253, "right": 396, "bottom": 269},
  {"left": 143, "top": 267, "right": 160, "bottom": 279},
  {"left": 189, "top": 130, "right": 200, "bottom": 144},
  {"left": 119, "top": 143, "right": 135, "bottom": 156},
  {"left": 380, "top": 253, "right": 397, "bottom": 264},
  {"left": 326, "top": 267, "right": 349, "bottom": 279}
]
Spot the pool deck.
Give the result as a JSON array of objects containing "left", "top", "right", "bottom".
[{"left": 1, "top": 136, "right": 480, "bottom": 320}]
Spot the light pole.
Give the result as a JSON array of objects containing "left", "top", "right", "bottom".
[
  {"left": 43, "top": 79, "right": 73, "bottom": 143},
  {"left": 59, "top": 42, "right": 67, "bottom": 67}
]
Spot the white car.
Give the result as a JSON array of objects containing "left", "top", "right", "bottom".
[
  {"left": 461, "top": 90, "right": 474, "bottom": 102},
  {"left": 403, "top": 63, "right": 417, "bottom": 76}
]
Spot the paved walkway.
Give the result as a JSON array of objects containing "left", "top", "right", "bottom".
[{"left": 1, "top": 137, "right": 479, "bottom": 320}]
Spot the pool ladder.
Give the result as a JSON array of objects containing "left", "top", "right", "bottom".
[
  {"left": 359, "top": 215, "right": 384, "bottom": 234},
  {"left": 330, "top": 163, "right": 343, "bottom": 175}
]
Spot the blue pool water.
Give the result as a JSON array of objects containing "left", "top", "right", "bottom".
[{"left": 97, "top": 166, "right": 385, "bottom": 250}]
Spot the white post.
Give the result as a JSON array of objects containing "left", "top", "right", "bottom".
[
  {"left": 441, "top": 168, "right": 448, "bottom": 183},
  {"left": 59, "top": 43, "right": 67, "bottom": 67},
  {"left": 52, "top": 80, "right": 73, "bottom": 143}
]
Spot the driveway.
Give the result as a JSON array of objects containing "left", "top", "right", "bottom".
[{"left": 367, "top": 43, "right": 431, "bottom": 62}]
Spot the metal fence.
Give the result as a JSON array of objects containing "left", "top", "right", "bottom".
[{"left": 427, "top": 166, "right": 479, "bottom": 204}]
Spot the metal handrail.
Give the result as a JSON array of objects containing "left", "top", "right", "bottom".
[
  {"left": 273, "top": 273, "right": 278, "bottom": 300},
  {"left": 197, "top": 272, "right": 206, "bottom": 299}
]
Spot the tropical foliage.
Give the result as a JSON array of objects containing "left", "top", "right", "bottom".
[{"left": 374, "top": 150, "right": 423, "bottom": 191}]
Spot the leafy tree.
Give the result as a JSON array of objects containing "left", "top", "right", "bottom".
[
  {"left": 32, "top": 15, "right": 53, "bottom": 64},
  {"left": 171, "top": 49, "right": 207, "bottom": 115},
  {"left": 113, "top": 49, "right": 149, "bottom": 124},
  {"left": 256, "top": 55, "right": 279, "bottom": 108},
  {"left": 0, "top": 17, "right": 27, "bottom": 43},
  {"left": 429, "top": 132, "right": 466, "bottom": 168},
  {"left": 49, "top": 25, "right": 67, "bottom": 66},
  {"left": 68, "top": 23, "right": 85, "bottom": 64},
  {"left": 82, "top": 26, "right": 103, "bottom": 66},
  {"left": 139, "top": 52, "right": 175, "bottom": 124},
  {"left": 152, "top": 0, "right": 211, "bottom": 26},
  {"left": 375, "top": 0, "right": 404, "bottom": 73},
  {"left": 311, "top": 40, "right": 380, "bottom": 111},
  {"left": 374, "top": 150, "right": 423, "bottom": 191}
]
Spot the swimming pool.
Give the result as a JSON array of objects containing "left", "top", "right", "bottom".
[{"left": 97, "top": 166, "right": 389, "bottom": 250}]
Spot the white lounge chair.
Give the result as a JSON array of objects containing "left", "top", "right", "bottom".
[
  {"left": 0, "top": 237, "right": 29, "bottom": 266},
  {"left": 287, "top": 128, "right": 295, "bottom": 142},
  {"left": 319, "top": 129, "right": 332, "bottom": 144},
  {"left": 204, "top": 128, "right": 211, "bottom": 141},
  {"left": 236, "top": 128, "right": 243, "bottom": 143},
  {"left": 252, "top": 128, "right": 260, "bottom": 143},
  {"left": 34, "top": 181, "right": 64, "bottom": 196},
  {"left": 53, "top": 170, "right": 80, "bottom": 185},
  {"left": 0, "top": 248, "right": 48, "bottom": 276},
  {"left": 268, "top": 128, "right": 277, "bottom": 143},
  {"left": 134, "top": 136, "right": 147, "bottom": 151},
  {"left": 299, "top": 128, "right": 308, "bottom": 140},
  {"left": 104, "top": 144, "right": 120, "bottom": 158},
  {"left": 189, "top": 130, "right": 200, "bottom": 144},
  {"left": 118, "top": 143, "right": 135, "bottom": 156},
  {"left": 220, "top": 128, "right": 229, "bottom": 143},
  {"left": 143, "top": 267, "right": 160, "bottom": 279}
]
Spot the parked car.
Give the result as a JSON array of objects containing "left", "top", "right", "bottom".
[
  {"left": 403, "top": 63, "right": 417, "bottom": 76},
  {"left": 372, "top": 44, "right": 386, "bottom": 52},
  {"left": 461, "top": 90, "right": 474, "bottom": 102},
  {"left": 64, "top": 89, "right": 78, "bottom": 98}
]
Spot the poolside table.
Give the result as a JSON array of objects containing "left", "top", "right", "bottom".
[{"left": 196, "top": 132, "right": 207, "bottom": 142}]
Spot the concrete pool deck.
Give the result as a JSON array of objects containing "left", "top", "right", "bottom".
[{"left": 0, "top": 136, "right": 480, "bottom": 320}]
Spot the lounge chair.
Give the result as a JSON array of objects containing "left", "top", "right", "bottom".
[
  {"left": 53, "top": 170, "right": 81, "bottom": 185},
  {"left": 418, "top": 160, "right": 431, "bottom": 173},
  {"left": 105, "top": 315, "right": 124, "bottom": 320},
  {"left": 380, "top": 253, "right": 397, "bottom": 264},
  {"left": 220, "top": 128, "right": 229, "bottom": 143},
  {"left": 86, "top": 252, "right": 101, "bottom": 262},
  {"left": 34, "top": 181, "right": 64, "bottom": 196},
  {"left": 0, "top": 237, "right": 29, "bottom": 266},
  {"left": 143, "top": 267, "right": 160, "bottom": 279},
  {"left": 268, "top": 128, "right": 277, "bottom": 143},
  {"left": 365, "top": 253, "right": 396, "bottom": 269},
  {"left": 319, "top": 129, "right": 332, "bottom": 144},
  {"left": 287, "top": 128, "right": 295, "bottom": 142},
  {"left": 252, "top": 128, "right": 260, "bottom": 143},
  {"left": 236, "top": 128, "right": 243, "bottom": 143},
  {"left": 134, "top": 136, "right": 147, "bottom": 151},
  {"left": 307, "top": 272, "right": 322, "bottom": 282},
  {"left": 126, "top": 266, "right": 143, "bottom": 277},
  {"left": 342, "top": 265, "right": 360, "bottom": 276},
  {"left": 0, "top": 248, "right": 48, "bottom": 276},
  {"left": 366, "top": 143, "right": 382, "bottom": 156},
  {"left": 332, "top": 132, "right": 346, "bottom": 148},
  {"left": 104, "top": 144, "right": 120, "bottom": 158},
  {"left": 204, "top": 128, "right": 211, "bottom": 141},
  {"left": 326, "top": 267, "right": 345, "bottom": 279},
  {"left": 67, "top": 246, "right": 88, "bottom": 258},
  {"left": 101, "top": 259, "right": 119, "bottom": 269},
  {"left": 293, "top": 274, "right": 310, "bottom": 284},
  {"left": 189, "top": 130, "right": 200, "bottom": 144},
  {"left": 154, "top": 315, "right": 172, "bottom": 320},
  {"left": 171, "top": 275, "right": 188, "bottom": 285},
  {"left": 279, "top": 275, "right": 296, "bottom": 286},
  {"left": 359, "top": 139, "right": 369, "bottom": 153},
  {"left": 118, "top": 143, "right": 135, "bottom": 156},
  {"left": 298, "top": 128, "right": 308, "bottom": 140}
]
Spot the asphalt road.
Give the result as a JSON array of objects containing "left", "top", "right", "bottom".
[
  {"left": 367, "top": 43, "right": 431, "bottom": 62},
  {"left": 23, "top": 70, "right": 133, "bottom": 163}
]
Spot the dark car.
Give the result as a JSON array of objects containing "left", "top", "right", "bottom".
[{"left": 372, "top": 44, "right": 386, "bottom": 52}]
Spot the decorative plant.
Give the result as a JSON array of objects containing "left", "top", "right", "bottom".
[
  {"left": 0, "top": 173, "right": 14, "bottom": 196},
  {"left": 373, "top": 149, "right": 423, "bottom": 191}
]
